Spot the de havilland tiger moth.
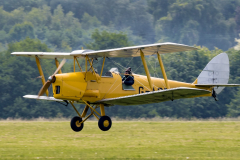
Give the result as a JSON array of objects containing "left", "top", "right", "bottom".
[{"left": 11, "top": 42, "right": 240, "bottom": 132}]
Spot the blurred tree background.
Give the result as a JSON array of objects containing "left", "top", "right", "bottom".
[{"left": 1, "top": 0, "right": 240, "bottom": 119}]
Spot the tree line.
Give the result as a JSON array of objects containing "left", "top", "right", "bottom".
[
  {"left": 0, "top": 0, "right": 239, "bottom": 50},
  {"left": 1, "top": 0, "right": 240, "bottom": 119}
]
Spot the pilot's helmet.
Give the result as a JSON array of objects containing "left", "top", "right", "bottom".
[
  {"left": 125, "top": 67, "right": 131, "bottom": 74},
  {"left": 125, "top": 71, "right": 130, "bottom": 74}
]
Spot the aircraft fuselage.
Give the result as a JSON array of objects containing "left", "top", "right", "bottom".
[{"left": 52, "top": 71, "right": 212, "bottom": 103}]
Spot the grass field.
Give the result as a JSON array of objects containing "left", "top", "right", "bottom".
[{"left": 0, "top": 121, "right": 240, "bottom": 159}]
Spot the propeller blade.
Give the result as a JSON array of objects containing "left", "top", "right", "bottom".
[
  {"left": 53, "top": 58, "right": 66, "bottom": 76},
  {"left": 37, "top": 58, "right": 65, "bottom": 98},
  {"left": 38, "top": 80, "right": 52, "bottom": 97}
]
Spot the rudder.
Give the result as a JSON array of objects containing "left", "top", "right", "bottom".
[{"left": 195, "top": 53, "right": 229, "bottom": 94}]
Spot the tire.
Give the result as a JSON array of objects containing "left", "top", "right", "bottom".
[
  {"left": 98, "top": 116, "right": 112, "bottom": 131},
  {"left": 70, "top": 116, "right": 84, "bottom": 132}
]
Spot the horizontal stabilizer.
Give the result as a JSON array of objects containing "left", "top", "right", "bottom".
[
  {"left": 97, "top": 87, "right": 210, "bottom": 106},
  {"left": 195, "top": 84, "right": 240, "bottom": 87},
  {"left": 23, "top": 95, "right": 63, "bottom": 102}
]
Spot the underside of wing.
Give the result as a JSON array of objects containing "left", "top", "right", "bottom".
[
  {"left": 11, "top": 43, "right": 197, "bottom": 59},
  {"left": 72, "top": 42, "right": 197, "bottom": 58},
  {"left": 23, "top": 95, "right": 63, "bottom": 102},
  {"left": 97, "top": 87, "right": 211, "bottom": 106},
  {"left": 11, "top": 52, "right": 73, "bottom": 59}
]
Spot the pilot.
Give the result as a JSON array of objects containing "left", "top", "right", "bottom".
[{"left": 122, "top": 67, "right": 134, "bottom": 86}]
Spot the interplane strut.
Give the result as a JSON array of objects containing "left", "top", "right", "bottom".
[
  {"left": 35, "top": 56, "right": 49, "bottom": 96},
  {"left": 140, "top": 49, "right": 153, "bottom": 91}
]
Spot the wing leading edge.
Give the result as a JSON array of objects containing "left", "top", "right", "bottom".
[
  {"left": 97, "top": 87, "right": 211, "bottom": 106},
  {"left": 23, "top": 95, "right": 63, "bottom": 102}
]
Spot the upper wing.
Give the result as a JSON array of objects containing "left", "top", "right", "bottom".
[
  {"left": 97, "top": 87, "right": 211, "bottom": 106},
  {"left": 11, "top": 52, "right": 73, "bottom": 59},
  {"left": 72, "top": 42, "right": 197, "bottom": 58},
  {"left": 11, "top": 42, "right": 197, "bottom": 59}
]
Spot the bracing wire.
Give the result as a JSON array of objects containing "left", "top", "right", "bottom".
[
  {"left": 124, "top": 49, "right": 139, "bottom": 71},
  {"left": 133, "top": 62, "right": 143, "bottom": 73},
  {"left": 134, "top": 78, "right": 151, "bottom": 91},
  {"left": 101, "top": 75, "right": 121, "bottom": 99},
  {"left": 107, "top": 82, "right": 122, "bottom": 95},
  {"left": 147, "top": 56, "right": 166, "bottom": 88},
  {"left": 132, "top": 55, "right": 166, "bottom": 89},
  {"left": 147, "top": 56, "right": 160, "bottom": 78},
  {"left": 135, "top": 74, "right": 165, "bottom": 90},
  {"left": 107, "top": 58, "right": 127, "bottom": 72},
  {"left": 125, "top": 57, "right": 133, "bottom": 70},
  {"left": 106, "top": 55, "right": 167, "bottom": 91}
]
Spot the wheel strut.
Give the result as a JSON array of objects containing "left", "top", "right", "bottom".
[
  {"left": 100, "top": 104, "right": 105, "bottom": 116},
  {"left": 70, "top": 101, "right": 112, "bottom": 132}
]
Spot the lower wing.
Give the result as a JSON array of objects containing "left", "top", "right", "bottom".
[
  {"left": 97, "top": 87, "right": 211, "bottom": 106},
  {"left": 23, "top": 95, "right": 63, "bottom": 102}
]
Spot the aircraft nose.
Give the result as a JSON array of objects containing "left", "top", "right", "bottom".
[{"left": 48, "top": 75, "right": 56, "bottom": 83}]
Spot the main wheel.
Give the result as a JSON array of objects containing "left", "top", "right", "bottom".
[
  {"left": 98, "top": 116, "right": 112, "bottom": 131},
  {"left": 70, "top": 116, "right": 84, "bottom": 132}
]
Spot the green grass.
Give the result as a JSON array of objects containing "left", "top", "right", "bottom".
[{"left": 0, "top": 121, "right": 240, "bottom": 159}]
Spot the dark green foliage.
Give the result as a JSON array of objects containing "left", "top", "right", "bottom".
[
  {"left": 0, "top": 0, "right": 239, "bottom": 50},
  {"left": 153, "top": 0, "right": 238, "bottom": 50},
  {"left": 147, "top": 0, "right": 175, "bottom": 22},
  {"left": 9, "top": 22, "right": 35, "bottom": 41},
  {"left": 85, "top": 30, "right": 142, "bottom": 75},
  {"left": 81, "top": 13, "right": 101, "bottom": 30},
  {"left": 157, "top": 0, "right": 237, "bottom": 50},
  {"left": 0, "top": 0, "right": 43, "bottom": 12},
  {"left": 86, "top": 29, "right": 131, "bottom": 50},
  {"left": 0, "top": 38, "right": 78, "bottom": 118},
  {"left": 227, "top": 88, "right": 240, "bottom": 117},
  {"left": 48, "top": 0, "right": 155, "bottom": 43}
]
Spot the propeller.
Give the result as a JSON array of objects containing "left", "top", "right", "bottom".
[{"left": 38, "top": 58, "right": 66, "bottom": 98}]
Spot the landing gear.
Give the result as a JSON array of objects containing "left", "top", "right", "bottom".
[
  {"left": 69, "top": 101, "right": 112, "bottom": 132},
  {"left": 70, "top": 116, "right": 84, "bottom": 132},
  {"left": 98, "top": 116, "right": 112, "bottom": 131},
  {"left": 97, "top": 104, "right": 112, "bottom": 131}
]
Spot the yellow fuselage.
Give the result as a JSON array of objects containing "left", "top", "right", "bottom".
[{"left": 52, "top": 71, "right": 212, "bottom": 103}]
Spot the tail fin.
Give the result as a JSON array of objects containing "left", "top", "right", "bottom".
[{"left": 195, "top": 53, "right": 229, "bottom": 94}]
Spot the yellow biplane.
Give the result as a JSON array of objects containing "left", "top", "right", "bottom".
[{"left": 12, "top": 43, "right": 240, "bottom": 132}]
